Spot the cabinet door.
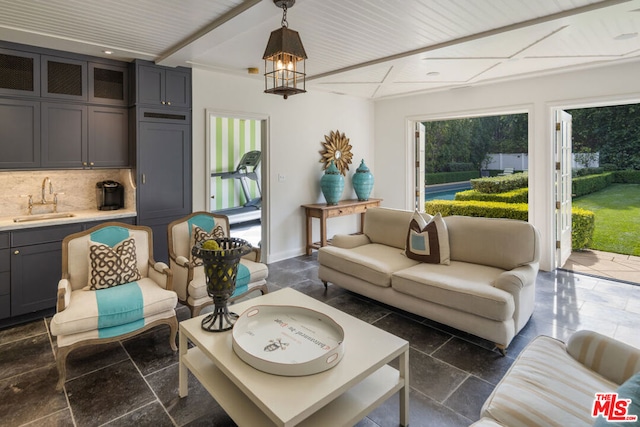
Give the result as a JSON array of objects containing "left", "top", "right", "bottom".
[
  {"left": 138, "top": 121, "right": 191, "bottom": 220},
  {"left": 0, "top": 99, "right": 40, "bottom": 169},
  {"left": 0, "top": 234, "right": 9, "bottom": 320},
  {"left": 0, "top": 47, "right": 40, "bottom": 97},
  {"left": 89, "top": 62, "right": 128, "bottom": 106},
  {"left": 41, "top": 102, "right": 88, "bottom": 168},
  {"left": 165, "top": 69, "right": 191, "bottom": 108},
  {"left": 137, "top": 65, "right": 164, "bottom": 106},
  {"left": 41, "top": 55, "right": 87, "bottom": 101},
  {"left": 10, "top": 241, "right": 61, "bottom": 316},
  {"left": 88, "top": 106, "right": 129, "bottom": 167}
]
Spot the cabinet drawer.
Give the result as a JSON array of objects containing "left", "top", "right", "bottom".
[
  {"left": 0, "top": 249, "right": 9, "bottom": 272},
  {"left": 0, "top": 271, "right": 9, "bottom": 295},
  {"left": 326, "top": 206, "right": 356, "bottom": 218},
  {"left": 12, "top": 223, "right": 82, "bottom": 246},
  {"left": 0, "top": 233, "right": 9, "bottom": 249}
]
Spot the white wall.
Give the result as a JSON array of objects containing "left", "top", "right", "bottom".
[
  {"left": 374, "top": 60, "right": 640, "bottom": 271},
  {"left": 192, "top": 68, "right": 375, "bottom": 262}
]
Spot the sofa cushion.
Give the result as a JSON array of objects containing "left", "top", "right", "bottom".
[
  {"left": 363, "top": 207, "right": 431, "bottom": 249},
  {"left": 51, "top": 278, "right": 177, "bottom": 337},
  {"left": 405, "top": 212, "right": 450, "bottom": 265},
  {"left": 445, "top": 216, "right": 538, "bottom": 271},
  {"left": 318, "top": 243, "right": 419, "bottom": 287},
  {"left": 391, "top": 261, "right": 513, "bottom": 321},
  {"left": 481, "top": 335, "right": 617, "bottom": 427}
]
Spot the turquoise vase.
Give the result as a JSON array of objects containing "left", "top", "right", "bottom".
[
  {"left": 320, "top": 160, "right": 344, "bottom": 205},
  {"left": 352, "top": 159, "right": 374, "bottom": 201}
]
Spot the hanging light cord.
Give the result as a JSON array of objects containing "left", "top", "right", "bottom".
[{"left": 281, "top": 4, "right": 288, "bottom": 28}]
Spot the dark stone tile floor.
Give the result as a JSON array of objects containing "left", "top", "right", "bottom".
[{"left": 1, "top": 253, "right": 639, "bottom": 426}]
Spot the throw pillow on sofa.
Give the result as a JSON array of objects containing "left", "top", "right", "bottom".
[
  {"left": 405, "top": 212, "right": 450, "bottom": 265},
  {"left": 86, "top": 237, "right": 142, "bottom": 290}
]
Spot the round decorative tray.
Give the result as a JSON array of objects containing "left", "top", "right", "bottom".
[{"left": 231, "top": 305, "right": 345, "bottom": 376}]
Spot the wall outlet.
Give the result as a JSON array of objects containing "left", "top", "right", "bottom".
[{"left": 278, "top": 174, "right": 286, "bottom": 182}]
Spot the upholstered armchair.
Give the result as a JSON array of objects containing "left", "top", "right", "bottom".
[
  {"left": 50, "top": 222, "right": 178, "bottom": 390},
  {"left": 167, "top": 212, "right": 269, "bottom": 317}
]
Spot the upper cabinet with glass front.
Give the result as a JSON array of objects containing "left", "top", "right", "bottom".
[
  {"left": 89, "top": 62, "right": 128, "bottom": 106},
  {"left": 41, "top": 55, "right": 88, "bottom": 101},
  {"left": 0, "top": 48, "right": 40, "bottom": 97}
]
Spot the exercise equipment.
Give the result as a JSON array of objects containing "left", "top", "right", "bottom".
[{"left": 211, "top": 150, "right": 262, "bottom": 224}]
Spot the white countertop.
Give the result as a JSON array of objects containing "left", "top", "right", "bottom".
[{"left": 0, "top": 209, "right": 137, "bottom": 232}]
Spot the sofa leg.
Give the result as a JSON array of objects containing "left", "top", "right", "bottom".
[
  {"left": 322, "top": 281, "right": 328, "bottom": 288},
  {"left": 496, "top": 344, "right": 507, "bottom": 356}
]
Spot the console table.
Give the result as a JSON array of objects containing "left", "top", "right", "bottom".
[{"left": 301, "top": 198, "right": 382, "bottom": 255}]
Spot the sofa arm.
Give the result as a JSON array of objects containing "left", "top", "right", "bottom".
[
  {"left": 175, "top": 255, "right": 190, "bottom": 267},
  {"left": 331, "top": 233, "right": 371, "bottom": 249},
  {"left": 567, "top": 330, "right": 640, "bottom": 385},
  {"left": 493, "top": 263, "right": 538, "bottom": 293},
  {"left": 56, "top": 279, "right": 71, "bottom": 313},
  {"left": 242, "top": 247, "right": 261, "bottom": 262}
]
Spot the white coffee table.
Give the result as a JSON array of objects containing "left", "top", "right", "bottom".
[{"left": 179, "top": 287, "right": 409, "bottom": 427}]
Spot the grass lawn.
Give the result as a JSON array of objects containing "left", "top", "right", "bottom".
[{"left": 573, "top": 183, "right": 640, "bottom": 256}]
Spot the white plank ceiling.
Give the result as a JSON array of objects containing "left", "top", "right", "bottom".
[{"left": 1, "top": 0, "right": 639, "bottom": 99}]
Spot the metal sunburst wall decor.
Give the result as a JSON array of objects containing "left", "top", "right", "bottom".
[{"left": 319, "top": 129, "right": 353, "bottom": 175}]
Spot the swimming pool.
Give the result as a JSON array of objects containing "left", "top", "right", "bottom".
[{"left": 425, "top": 182, "right": 471, "bottom": 201}]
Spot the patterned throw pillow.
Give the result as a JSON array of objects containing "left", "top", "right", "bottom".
[
  {"left": 87, "top": 237, "right": 142, "bottom": 290},
  {"left": 405, "top": 212, "right": 451, "bottom": 265},
  {"left": 190, "top": 224, "right": 226, "bottom": 266}
]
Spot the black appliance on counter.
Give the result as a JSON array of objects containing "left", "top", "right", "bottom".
[{"left": 96, "top": 181, "right": 125, "bottom": 210}]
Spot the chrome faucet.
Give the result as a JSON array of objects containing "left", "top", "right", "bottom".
[{"left": 42, "top": 177, "right": 52, "bottom": 204}]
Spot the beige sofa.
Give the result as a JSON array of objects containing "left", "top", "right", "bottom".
[
  {"left": 318, "top": 207, "right": 540, "bottom": 351},
  {"left": 472, "top": 330, "right": 640, "bottom": 426}
]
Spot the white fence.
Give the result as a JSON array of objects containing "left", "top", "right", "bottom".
[{"left": 485, "top": 152, "right": 599, "bottom": 171}]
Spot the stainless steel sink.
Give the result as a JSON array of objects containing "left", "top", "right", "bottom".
[{"left": 13, "top": 213, "right": 76, "bottom": 223}]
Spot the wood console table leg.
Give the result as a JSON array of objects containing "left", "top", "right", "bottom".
[
  {"left": 305, "top": 213, "right": 313, "bottom": 255},
  {"left": 320, "top": 214, "right": 328, "bottom": 248}
]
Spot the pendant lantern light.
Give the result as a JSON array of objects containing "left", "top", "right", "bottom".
[{"left": 263, "top": 0, "right": 307, "bottom": 99}]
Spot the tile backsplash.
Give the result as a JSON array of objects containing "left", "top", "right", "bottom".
[{"left": 0, "top": 169, "right": 136, "bottom": 217}]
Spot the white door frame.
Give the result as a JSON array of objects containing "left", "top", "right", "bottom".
[{"left": 205, "top": 109, "right": 270, "bottom": 261}]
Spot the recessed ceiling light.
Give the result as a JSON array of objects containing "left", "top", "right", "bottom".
[
  {"left": 426, "top": 72, "right": 440, "bottom": 77},
  {"left": 614, "top": 32, "right": 638, "bottom": 41},
  {"left": 102, "top": 50, "right": 113, "bottom": 55}
]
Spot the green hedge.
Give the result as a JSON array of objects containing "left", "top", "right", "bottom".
[
  {"left": 454, "top": 187, "right": 528, "bottom": 203},
  {"left": 470, "top": 172, "right": 528, "bottom": 194},
  {"left": 425, "top": 200, "right": 595, "bottom": 250},
  {"left": 572, "top": 173, "right": 615, "bottom": 197},
  {"left": 613, "top": 170, "right": 640, "bottom": 183},
  {"left": 572, "top": 207, "right": 595, "bottom": 250},
  {"left": 448, "top": 162, "right": 475, "bottom": 172},
  {"left": 426, "top": 170, "right": 479, "bottom": 185}
]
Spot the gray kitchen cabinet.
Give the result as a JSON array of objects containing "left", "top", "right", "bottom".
[
  {"left": 136, "top": 63, "right": 191, "bottom": 109},
  {"left": 88, "top": 106, "right": 129, "bottom": 167},
  {"left": 0, "top": 47, "right": 40, "bottom": 97},
  {"left": 137, "top": 120, "right": 191, "bottom": 220},
  {"left": 0, "top": 98, "right": 41, "bottom": 169},
  {"left": 41, "top": 102, "right": 88, "bottom": 168},
  {"left": 41, "top": 55, "right": 87, "bottom": 101},
  {"left": 89, "top": 62, "right": 128, "bottom": 106},
  {"left": 0, "top": 233, "right": 10, "bottom": 320},
  {"left": 40, "top": 102, "right": 129, "bottom": 169},
  {"left": 10, "top": 223, "right": 82, "bottom": 317},
  {"left": 2, "top": 218, "right": 136, "bottom": 323}
]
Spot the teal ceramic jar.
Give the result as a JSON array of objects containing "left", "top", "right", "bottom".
[
  {"left": 320, "top": 160, "right": 344, "bottom": 205},
  {"left": 352, "top": 159, "right": 374, "bottom": 201}
]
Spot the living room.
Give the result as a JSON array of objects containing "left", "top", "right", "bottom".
[{"left": 1, "top": 1, "right": 640, "bottom": 426}]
